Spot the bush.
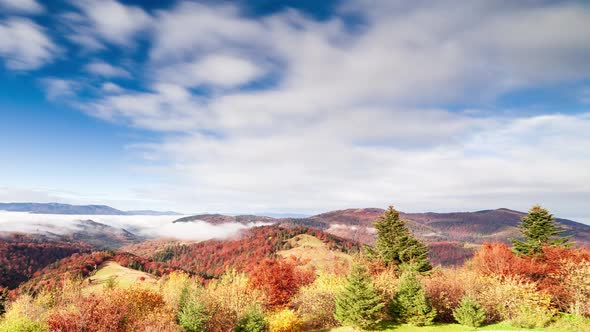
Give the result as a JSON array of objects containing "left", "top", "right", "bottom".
[
  {"left": 267, "top": 309, "right": 302, "bottom": 332},
  {"left": 47, "top": 287, "right": 178, "bottom": 332},
  {"left": 390, "top": 269, "right": 436, "bottom": 326},
  {"left": 178, "top": 297, "right": 209, "bottom": 332},
  {"left": 452, "top": 296, "right": 486, "bottom": 327},
  {"left": 550, "top": 313, "right": 590, "bottom": 332},
  {"left": 562, "top": 260, "right": 590, "bottom": 316},
  {"left": 234, "top": 308, "right": 268, "bottom": 332},
  {"left": 424, "top": 268, "right": 466, "bottom": 322},
  {"left": 203, "top": 269, "right": 265, "bottom": 332},
  {"left": 0, "top": 294, "right": 49, "bottom": 332},
  {"left": 472, "top": 276, "right": 554, "bottom": 326},
  {"left": 292, "top": 273, "right": 345, "bottom": 330}
]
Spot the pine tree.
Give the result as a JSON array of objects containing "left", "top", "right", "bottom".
[
  {"left": 372, "top": 206, "right": 431, "bottom": 272},
  {"left": 389, "top": 269, "right": 436, "bottom": 326},
  {"left": 512, "top": 205, "right": 570, "bottom": 255},
  {"left": 452, "top": 296, "right": 486, "bottom": 327},
  {"left": 334, "top": 262, "right": 384, "bottom": 329}
]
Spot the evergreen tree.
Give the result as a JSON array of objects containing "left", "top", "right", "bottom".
[
  {"left": 452, "top": 296, "right": 486, "bottom": 327},
  {"left": 335, "top": 262, "right": 384, "bottom": 329},
  {"left": 512, "top": 205, "right": 570, "bottom": 255},
  {"left": 389, "top": 269, "right": 436, "bottom": 326},
  {"left": 372, "top": 206, "right": 431, "bottom": 272}
]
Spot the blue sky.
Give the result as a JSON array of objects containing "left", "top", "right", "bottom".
[{"left": 1, "top": 0, "right": 590, "bottom": 222}]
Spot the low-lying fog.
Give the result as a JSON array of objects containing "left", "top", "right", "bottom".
[{"left": 0, "top": 211, "right": 272, "bottom": 241}]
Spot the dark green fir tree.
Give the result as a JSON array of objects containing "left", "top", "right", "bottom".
[
  {"left": 390, "top": 268, "right": 436, "bottom": 326},
  {"left": 512, "top": 205, "right": 570, "bottom": 255},
  {"left": 372, "top": 206, "right": 431, "bottom": 272},
  {"left": 335, "top": 262, "right": 384, "bottom": 330}
]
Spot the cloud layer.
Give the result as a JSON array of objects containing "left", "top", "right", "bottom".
[
  {"left": 1, "top": 0, "right": 590, "bottom": 222},
  {"left": 0, "top": 211, "right": 270, "bottom": 241}
]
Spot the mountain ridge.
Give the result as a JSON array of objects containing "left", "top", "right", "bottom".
[{"left": 0, "top": 202, "right": 181, "bottom": 216}]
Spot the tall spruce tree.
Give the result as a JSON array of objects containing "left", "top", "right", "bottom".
[
  {"left": 334, "top": 262, "right": 384, "bottom": 329},
  {"left": 372, "top": 206, "right": 431, "bottom": 272},
  {"left": 512, "top": 205, "right": 570, "bottom": 255}
]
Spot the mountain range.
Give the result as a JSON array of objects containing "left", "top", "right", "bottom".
[{"left": 0, "top": 202, "right": 180, "bottom": 215}]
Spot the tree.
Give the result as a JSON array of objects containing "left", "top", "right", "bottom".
[
  {"left": 512, "top": 205, "right": 570, "bottom": 256},
  {"left": 390, "top": 268, "right": 436, "bottom": 326},
  {"left": 334, "top": 262, "right": 384, "bottom": 329},
  {"left": 453, "top": 296, "right": 486, "bottom": 327},
  {"left": 372, "top": 206, "right": 431, "bottom": 272}
]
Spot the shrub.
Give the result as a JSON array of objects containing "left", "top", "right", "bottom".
[
  {"left": 47, "top": 287, "right": 178, "bottom": 332},
  {"left": 452, "top": 296, "right": 486, "bottom": 327},
  {"left": 204, "top": 269, "right": 265, "bottom": 332},
  {"left": 178, "top": 297, "right": 209, "bottom": 332},
  {"left": 335, "top": 263, "right": 384, "bottom": 329},
  {"left": 424, "top": 268, "right": 466, "bottom": 322},
  {"left": 472, "top": 276, "right": 554, "bottom": 326},
  {"left": 561, "top": 260, "right": 590, "bottom": 316},
  {"left": 267, "top": 309, "right": 302, "bottom": 332},
  {"left": 550, "top": 313, "right": 590, "bottom": 332},
  {"left": 0, "top": 294, "right": 49, "bottom": 332},
  {"left": 390, "top": 269, "right": 436, "bottom": 326},
  {"left": 292, "top": 273, "right": 345, "bottom": 330},
  {"left": 234, "top": 308, "right": 268, "bottom": 332}
]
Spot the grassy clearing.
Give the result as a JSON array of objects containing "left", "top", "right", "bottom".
[
  {"left": 277, "top": 234, "right": 352, "bottom": 273},
  {"left": 83, "top": 261, "right": 158, "bottom": 293},
  {"left": 316, "top": 322, "right": 569, "bottom": 332}
]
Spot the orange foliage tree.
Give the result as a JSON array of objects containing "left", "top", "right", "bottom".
[{"left": 248, "top": 258, "right": 315, "bottom": 308}]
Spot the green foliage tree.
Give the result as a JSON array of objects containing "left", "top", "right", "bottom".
[
  {"left": 390, "top": 268, "right": 436, "bottom": 326},
  {"left": 334, "top": 262, "right": 384, "bottom": 329},
  {"left": 512, "top": 205, "right": 570, "bottom": 255},
  {"left": 453, "top": 296, "right": 486, "bottom": 327},
  {"left": 234, "top": 308, "right": 268, "bottom": 332},
  {"left": 372, "top": 206, "right": 431, "bottom": 272},
  {"left": 178, "top": 284, "right": 209, "bottom": 332}
]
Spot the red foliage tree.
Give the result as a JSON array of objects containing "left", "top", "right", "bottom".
[{"left": 248, "top": 258, "right": 315, "bottom": 308}]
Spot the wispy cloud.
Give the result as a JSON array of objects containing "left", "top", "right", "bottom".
[
  {"left": 0, "top": 0, "right": 43, "bottom": 14},
  {"left": 0, "top": 18, "right": 58, "bottom": 70}
]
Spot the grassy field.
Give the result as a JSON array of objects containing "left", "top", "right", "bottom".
[
  {"left": 83, "top": 261, "right": 158, "bottom": 293},
  {"left": 277, "top": 234, "right": 352, "bottom": 273},
  {"left": 317, "top": 322, "right": 570, "bottom": 332}
]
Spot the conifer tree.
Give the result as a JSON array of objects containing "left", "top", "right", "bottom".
[
  {"left": 452, "top": 296, "right": 486, "bottom": 327},
  {"left": 389, "top": 268, "right": 436, "bottom": 326},
  {"left": 512, "top": 205, "right": 570, "bottom": 255},
  {"left": 372, "top": 206, "right": 431, "bottom": 272},
  {"left": 334, "top": 262, "right": 384, "bottom": 329}
]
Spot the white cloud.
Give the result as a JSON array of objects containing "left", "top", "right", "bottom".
[
  {"left": 156, "top": 54, "right": 264, "bottom": 88},
  {"left": 0, "top": 0, "right": 43, "bottom": 14},
  {"left": 40, "top": 78, "right": 78, "bottom": 100},
  {"left": 0, "top": 211, "right": 272, "bottom": 241},
  {"left": 68, "top": 0, "right": 152, "bottom": 46},
  {"left": 0, "top": 18, "right": 58, "bottom": 70},
  {"left": 35, "top": 0, "right": 590, "bottom": 223},
  {"left": 85, "top": 60, "right": 130, "bottom": 78}
]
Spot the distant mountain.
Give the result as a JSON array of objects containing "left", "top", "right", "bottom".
[
  {"left": 173, "top": 214, "right": 275, "bottom": 225},
  {"left": 173, "top": 207, "right": 590, "bottom": 266},
  {"left": 0, "top": 202, "right": 180, "bottom": 216}
]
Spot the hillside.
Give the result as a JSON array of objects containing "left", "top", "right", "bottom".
[
  {"left": 140, "top": 225, "right": 359, "bottom": 278},
  {"left": 0, "top": 235, "right": 93, "bottom": 290}
]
